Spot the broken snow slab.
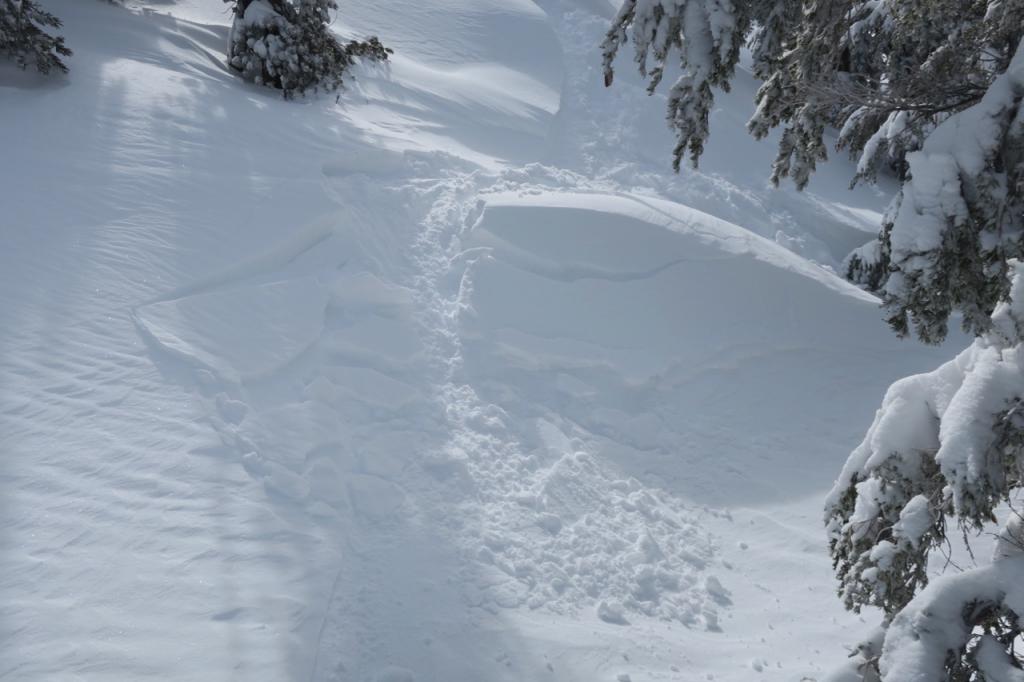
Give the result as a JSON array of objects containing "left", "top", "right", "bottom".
[{"left": 134, "top": 277, "right": 329, "bottom": 383}]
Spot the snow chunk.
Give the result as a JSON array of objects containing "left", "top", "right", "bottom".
[{"left": 597, "top": 600, "right": 630, "bottom": 625}]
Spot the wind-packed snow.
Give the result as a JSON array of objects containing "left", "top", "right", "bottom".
[{"left": 0, "top": 0, "right": 965, "bottom": 680}]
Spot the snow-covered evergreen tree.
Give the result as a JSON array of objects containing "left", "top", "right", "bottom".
[
  {"left": 825, "top": 259, "right": 1024, "bottom": 681},
  {"left": 604, "top": 2, "right": 1024, "bottom": 679},
  {"left": 603, "top": 0, "right": 1022, "bottom": 190},
  {"left": 0, "top": 0, "right": 71, "bottom": 74},
  {"left": 224, "top": 0, "right": 389, "bottom": 98}
]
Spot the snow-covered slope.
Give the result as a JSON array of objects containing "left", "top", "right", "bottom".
[{"left": 0, "top": 1, "right": 961, "bottom": 681}]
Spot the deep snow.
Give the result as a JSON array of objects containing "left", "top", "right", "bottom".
[{"left": 0, "top": 1, "right": 964, "bottom": 680}]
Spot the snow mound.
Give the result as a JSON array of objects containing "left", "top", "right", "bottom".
[{"left": 457, "top": 189, "right": 950, "bottom": 508}]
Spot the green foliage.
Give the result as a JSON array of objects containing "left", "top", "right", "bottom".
[
  {"left": 601, "top": 0, "right": 754, "bottom": 171},
  {"left": 225, "top": 0, "right": 390, "bottom": 98},
  {"left": 827, "top": 455, "right": 946, "bottom": 615},
  {"left": 0, "top": 0, "right": 71, "bottom": 74}
]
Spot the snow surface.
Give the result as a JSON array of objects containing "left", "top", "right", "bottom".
[{"left": 0, "top": 0, "right": 964, "bottom": 680}]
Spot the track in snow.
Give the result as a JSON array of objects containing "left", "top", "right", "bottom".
[{"left": 129, "top": 158, "right": 732, "bottom": 679}]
